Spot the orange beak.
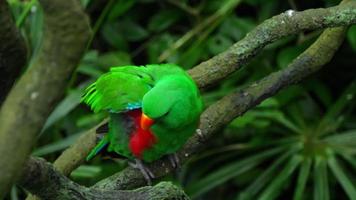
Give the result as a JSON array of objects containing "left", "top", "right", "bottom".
[{"left": 140, "top": 113, "right": 155, "bottom": 130}]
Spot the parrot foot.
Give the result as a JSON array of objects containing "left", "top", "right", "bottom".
[
  {"left": 129, "top": 159, "right": 155, "bottom": 185},
  {"left": 168, "top": 153, "right": 181, "bottom": 169}
]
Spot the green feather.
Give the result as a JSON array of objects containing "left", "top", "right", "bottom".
[
  {"left": 86, "top": 134, "right": 109, "bottom": 161},
  {"left": 81, "top": 65, "right": 153, "bottom": 113}
]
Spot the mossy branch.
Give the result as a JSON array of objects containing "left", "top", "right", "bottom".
[
  {"left": 0, "top": 0, "right": 91, "bottom": 197},
  {"left": 0, "top": 1, "right": 27, "bottom": 104},
  {"left": 19, "top": 157, "right": 189, "bottom": 200},
  {"left": 188, "top": 1, "right": 356, "bottom": 88}
]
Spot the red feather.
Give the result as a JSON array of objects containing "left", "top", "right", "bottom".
[{"left": 128, "top": 110, "right": 156, "bottom": 158}]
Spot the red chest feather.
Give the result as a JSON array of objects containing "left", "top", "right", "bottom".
[{"left": 127, "top": 110, "right": 156, "bottom": 157}]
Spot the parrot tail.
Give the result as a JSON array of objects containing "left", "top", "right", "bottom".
[{"left": 86, "top": 134, "right": 109, "bottom": 161}]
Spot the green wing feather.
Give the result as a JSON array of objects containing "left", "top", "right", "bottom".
[
  {"left": 81, "top": 65, "right": 154, "bottom": 113},
  {"left": 86, "top": 134, "right": 109, "bottom": 161}
]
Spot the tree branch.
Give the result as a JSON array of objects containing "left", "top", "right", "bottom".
[
  {"left": 188, "top": 1, "right": 356, "bottom": 88},
  {"left": 53, "top": 120, "right": 108, "bottom": 176},
  {"left": 19, "top": 157, "right": 189, "bottom": 200},
  {"left": 0, "top": 0, "right": 91, "bottom": 197},
  {"left": 0, "top": 0, "right": 27, "bottom": 104}
]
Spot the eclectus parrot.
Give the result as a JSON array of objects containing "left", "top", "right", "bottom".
[{"left": 82, "top": 64, "right": 203, "bottom": 184}]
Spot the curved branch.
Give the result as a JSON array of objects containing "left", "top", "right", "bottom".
[
  {"left": 0, "top": 1, "right": 27, "bottom": 104},
  {"left": 188, "top": 1, "right": 356, "bottom": 88},
  {"left": 19, "top": 157, "right": 189, "bottom": 200},
  {"left": 53, "top": 120, "right": 108, "bottom": 176},
  {"left": 0, "top": 0, "right": 91, "bottom": 197}
]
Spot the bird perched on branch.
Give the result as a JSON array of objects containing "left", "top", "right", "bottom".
[{"left": 82, "top": 64, "right": 203, "bottom": 184}]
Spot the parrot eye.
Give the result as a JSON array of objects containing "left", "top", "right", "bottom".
[{"left": 157, "top": 109, "right": 170, "bottom": 120}]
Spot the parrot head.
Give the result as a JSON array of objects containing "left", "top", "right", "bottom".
[{"left": 141, "top": 75, "right": 200, "bottom": 130}]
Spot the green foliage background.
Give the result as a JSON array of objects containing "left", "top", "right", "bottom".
[{"left": 6, "top": 0, "right": 356, "bottom": 199}]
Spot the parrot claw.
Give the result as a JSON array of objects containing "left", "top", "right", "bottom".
[
  {"left": 129, "top": 159, "right": 155, "bottom": 185},
  {"left": 168, "top": 153, "right": 181, "bottom": 169}
]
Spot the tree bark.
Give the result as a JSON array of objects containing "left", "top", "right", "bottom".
[
  {"left": 0, "top": 0, "right": 27, "bottom": 104},
  {"left": 0, "top": 0, "right": 91, "bottom": 197},
  {"left": 19, "top": 157, "right": 189, "bottom": 200}
]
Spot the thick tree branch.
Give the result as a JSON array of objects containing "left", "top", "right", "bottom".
[
  {"left": 53, "top": 120, "right": 108, "bottom": 176},
  {"left": 188, "top": 1, "right": 356, "bottom": 88},
  {"left": 0, "top": 0, "right": 91, "bottom": 197},
  {"left": 0, "top": 1, "right": 27, "bottom": 104},
  {"left": 19, "top": 157, "right": 189, "bottom": 200}
]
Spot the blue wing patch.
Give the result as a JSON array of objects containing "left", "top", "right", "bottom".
[{"left": 126, "top": 102, "right": 142, "bottom": 110}]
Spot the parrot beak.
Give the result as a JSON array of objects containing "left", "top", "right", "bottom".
[{"left": 141, "top": 113, "right": 155, "bottom": 130}]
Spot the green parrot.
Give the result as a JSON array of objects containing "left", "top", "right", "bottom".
[{"left": 82, "top": 64, "right": 203, "bottom": 183}]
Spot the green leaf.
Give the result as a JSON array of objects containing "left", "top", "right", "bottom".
[
  {"left": 16, "top": 0, "right": 36, "bottom": 27},
  {"left": 148, "top": 9, "right": 182, "bottom": 32},
  {"left": 293, "top": 158, "right": 312, "bottom": 200},
  {"left": 32, "top": 132, "right": 82, "bottom": 156},
  {"left": 347, "top": 25, "right": 356, "bottom": 52},
  {"left": 147, "top": 34, "right": 177, "bottom": 63},
  {"left": 328, "top": 157, "right": 356, "bottom": 200},
  {"left": 257, "top": 98, "right": 279, "bottom": 108},
  {"left": 238, "top": 148, "right": 297, "bottom": 200},
  {"left": 324, "top": 129, "right": 356, "bottom": 147},
  {"left": 41, "top": 89, "right": 84, "bottom": 133},
  {"left": 80, "top": 0, "right": 92, "bottom": 8},
  {"left": 77, "top": 64, "right": 104, "bottom": 78},
  {"left": 207, "top": 34, "right": 233, "bottom": 55},
  {"left": 77, "top": 51, "right": 103, "bottom": 78},
  {"left": 277, "top": 46, "right": 305, "bottom": 69},
  {"left": 313, "top": 157, "right": 329, "bottom": 200},
  {"left": 219, "top": 17, "right": 255, "bottom": 41},
  {"left": 339, "top": 153, "right": 356, "bottom": 169},
  {"left": 257, "top": 155, "right": 301, "bottom": 200},
  {"left": 231, "top": 109, "right": 301, "bottom": 134},
  {"left": 318, "top": 81, "right": 356, "bottom": 135},
  {"left": 96, "top": 51, "right": 132, "bottom": 70},
  {"left": 186, "top": 146, "right": 286, "bottom": 198},
  {"left": 71, "top": 165, "right": 102, "bottom": 179},
  {"left": 29, "top": 2, "right": 43, "bottom": 58},
  {"left": 120, "top": 19, "right": 149, "bottom": 41},
  {"left": 10, "top": 186, "right": 19, "bottom": 200},
  {"left": 306, "top": 80, "right": 333, "bottom": 108},
  {"left": 107, "top": 0, "right": 136, "bottom": 21},
  {"left": 76, "top": 112, "right": 107, "bottom": 127},
  {"left": 101, "top": 23, "right": 128, "bottom": 50}
]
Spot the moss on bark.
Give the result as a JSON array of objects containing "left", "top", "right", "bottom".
[{"left": 0, "top": 0, "right": 90, "bottom": 197}]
